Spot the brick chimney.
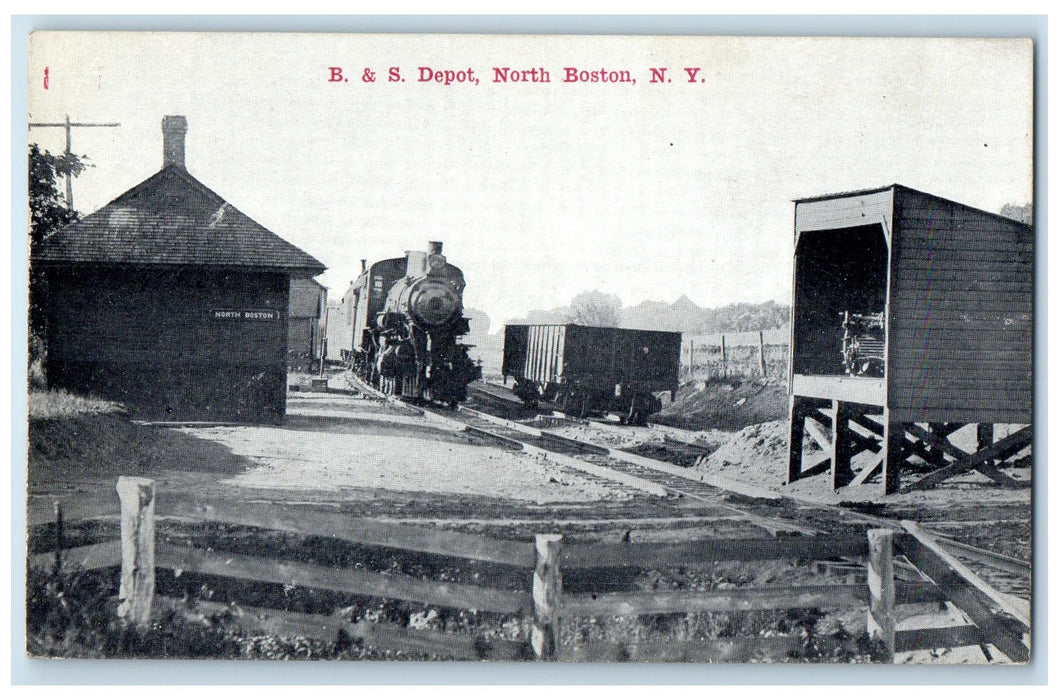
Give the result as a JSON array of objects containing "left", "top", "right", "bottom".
[{"left": 162, "top": 115, "right": 187, "bottom": 169}]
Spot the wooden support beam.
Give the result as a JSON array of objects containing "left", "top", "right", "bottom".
[
  {"left": 901, "top": 426, "right": 1033, "bottom": 493},
  {"left": 972, "top": 463, "right": 1024, "bottom": 488},
  {"left": 902, "top": 437, "right": 937, "bottom": 465},
  {"left": 933, "top": 423, "right": 965, "bottom": 440},
  {"left": 787, "top": 397, "right": 807, "bottom": 484},
  {"left": 116, "top": 476, "right": 156, "bottom": 628},
  {"left": 977, "top": 424, "right": 995, "bottom": 462},
  {"left": 809, "top": 407, "right": 833, "bottom": 429},
  {"left": 832, "top": 401, "right": 855, "bottom": 489},
  {"left": 906, "top": 423, "right": 967, "bottom": 459},
  {"left": 882, "top": 415, "right": 905, "bottom": 495},
  {"left": 848, "top": 453, "right": 883, "bottom": 488},
  {"left": 531, "top": 534, "right": 562, "bottom": 660},
  {"left": 867, "top": 529, "right": 896, "bottom": 662},
  {"left": 925, "top": 423, "right": 952, "bottom": 466},
  {"left": 788, "top": 396, "right": 835, "bottom": 485},
  {"left": 805, "top": 417, "right": 833, "bottom": 453},
  {"left": 852, "top": 413, "right": 886, "bottom": 437},
  {"left": 849, "top": 431, "right": 881, "bottom": 455},
  {"left": 896, "top": 522, "right": 1030, "bottom": 663}
]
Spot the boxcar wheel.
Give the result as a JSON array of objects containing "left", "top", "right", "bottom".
[{"left": 625, "top": 396, "right": 647, "bottom": 426}]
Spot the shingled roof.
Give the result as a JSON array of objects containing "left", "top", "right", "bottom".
[{"left": 33, "top": 117, "right": 325, "bottom": 276}]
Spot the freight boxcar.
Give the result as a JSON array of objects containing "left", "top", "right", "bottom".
[{"left": 502, "top": 324, "right": 681, "bottom": 424}]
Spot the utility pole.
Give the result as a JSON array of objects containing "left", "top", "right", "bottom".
[{"left": 28, "top": 115, "right": 120, "bottom": 209}]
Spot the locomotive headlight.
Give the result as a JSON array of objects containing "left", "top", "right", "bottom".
[{"left": 409, "top": 279, "right": 459, "bottom": 326}]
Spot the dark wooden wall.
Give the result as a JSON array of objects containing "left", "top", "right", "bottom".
[
  {"left": 45, "top": 265, "right": 289, "bottom": 423},
  {"left": 889, "top": 188, "right": 1033, "bottom": 423}
]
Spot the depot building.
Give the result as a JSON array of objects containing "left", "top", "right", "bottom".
[{"left": 32, "top": 115, "right": 326, "bottom": 423}]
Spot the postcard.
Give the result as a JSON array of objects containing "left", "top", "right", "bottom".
[{"left": 24, "top": 31, "right": 1033, "bottom": 666}]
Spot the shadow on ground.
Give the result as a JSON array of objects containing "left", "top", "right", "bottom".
[{"left": 28, "top": 413, "right": 255, "bottom": 487}]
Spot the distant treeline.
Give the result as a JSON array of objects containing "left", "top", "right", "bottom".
[
  {"left": 500, "top": 297, "right": 790, "bottom": 336},
  {"left": 620, "top": 298, "right": 789, "bottom": 335}
]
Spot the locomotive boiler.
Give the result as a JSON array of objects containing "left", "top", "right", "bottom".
[{"left": 337, "top": 241, "right": 481, "bottom": 404}]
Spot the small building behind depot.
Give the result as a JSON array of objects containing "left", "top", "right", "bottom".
[{"left": 289, "top": 278, "right": 327, "bottom": 371}]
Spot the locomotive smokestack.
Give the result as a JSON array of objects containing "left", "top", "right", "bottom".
[
  {"left": 360, "top": 259, "right": 367, "bottom": 272},
  {"left": 428, "top": 241, "right": 443, "bottom": 255}
]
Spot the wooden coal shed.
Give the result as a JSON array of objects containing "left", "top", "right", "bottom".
[{"left": 786, "top": 184, "right": 1032, "bottom": 495}]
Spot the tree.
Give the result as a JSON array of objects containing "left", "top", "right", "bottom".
[
  {"left": 29, "top": 144, "right": 86, "bottom": 247},
  {"left": 1000, "top": 202, "right": 1032, "bottom": 225},
  {"left": 565, "top": 290, "right": 622, "bottom": 327},
  {"left": 28, "top": 144, "right": 87, "bottom": 380}
]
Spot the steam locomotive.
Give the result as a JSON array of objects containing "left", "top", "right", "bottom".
[{"left": 330, "top": 241, "right": 481, "bottom": 404}]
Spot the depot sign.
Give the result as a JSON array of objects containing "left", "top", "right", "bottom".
[{"left": 210, "top": 309, "right": 281, "bottom": 321}]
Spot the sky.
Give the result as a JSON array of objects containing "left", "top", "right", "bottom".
[{"left": 26, "top": 33, "right": 1033, "bottom": 332}]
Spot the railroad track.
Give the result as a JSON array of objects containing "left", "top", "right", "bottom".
[
  {"left": 346, "top": 372, "right": 813, "bottom": 537},
  {"left": 341, "top": 372, "right": 1033, "bottom": 592},
  {"left": 467, "top": 382, "right": 709, "bottom": 455}
]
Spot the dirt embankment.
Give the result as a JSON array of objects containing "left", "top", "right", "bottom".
[
  {"left": 27, "top": 390, "right": 256, "bottom": 511},
  {"left": 28, "top": 412, "right": 254, "bottom": 487},
  {"left": 653, "top": 377, "right": 787, "bottom": 432}
]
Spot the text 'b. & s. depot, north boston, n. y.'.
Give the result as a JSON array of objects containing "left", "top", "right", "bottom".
[{"left": 328, "top": 65, "right": 713, "bottom": 86}]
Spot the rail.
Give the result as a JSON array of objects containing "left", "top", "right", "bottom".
[{"left": 28, "top": 477, "right": 1031, "bottom": 663}]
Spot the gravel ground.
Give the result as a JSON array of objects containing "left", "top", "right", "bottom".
[{"left": 179, "top": 394, "right": 636, "bottom": 504}]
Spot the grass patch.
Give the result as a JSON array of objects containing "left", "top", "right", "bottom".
[{"left": 28, "top": 389, "right": 124, "bottom": 419}]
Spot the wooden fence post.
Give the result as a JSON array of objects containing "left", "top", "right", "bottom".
[
  {"left": 117, "top": 476, "right": 156, "bottom": 628},
  {"left": 531, "top": 533, "right": 563, "bottom": 660},
  {"left": 720, "top": 335, "right": 727, "bottom": 379},
  {"left": 758, "top": 330, "right": 767, "bottom": 378},
  {"left": 52, "top": 501, "right": 64, "bottom": 579},
  {"left": 867, "top": 528, "right": 895, "bottom": 662}
]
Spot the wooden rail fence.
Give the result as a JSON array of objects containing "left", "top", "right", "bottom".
[
  {"left": 28, "top": 476, "right": 1030, "bottom": 663},
  {"left": 682, "top": 328, "right": 789, "bottom": 379}
]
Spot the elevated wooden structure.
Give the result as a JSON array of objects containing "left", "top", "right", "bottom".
[{"left": 787, "top": 185, "right": 1032, "bottom": 495}]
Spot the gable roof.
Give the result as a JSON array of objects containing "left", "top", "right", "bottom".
[{"left": 33, "top": 165, "right": 326, "bottom": 275}]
